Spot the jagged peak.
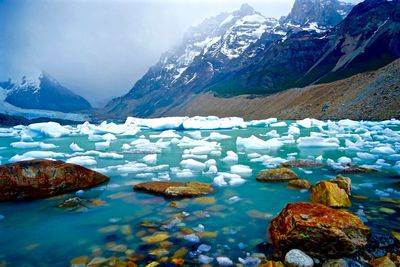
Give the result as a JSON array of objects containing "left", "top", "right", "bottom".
[{"left": 237, "top": 3, "right": 256, "bottom": 16}]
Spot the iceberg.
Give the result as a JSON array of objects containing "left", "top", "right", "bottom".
[
  {"left": 230, "top": 165, "right": 252, "bottom": 177},
  {"left": 28, "top": 122, "right": 70, "bottom": 138},
  {"left": 143, "top": 154, "right": 157, "bottom": 165},
  {"left": 297, "top": 136, "right": 340, "bottom": 148}
]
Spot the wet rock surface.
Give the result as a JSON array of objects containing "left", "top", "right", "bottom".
[
  {"left": 269, "top": 202, "right": 369, "bottom": 258},
  {"left": 133, "top": 181, "right": 213, "bottom": 198},
  {"left": 256, "top": 168, "right": 299, "bottom": 182},
  {"left": 288, "top": 179, "right": 312, "bottom": 190},
  {"left": 281, "top": 160, "right": 323, "bottom": 168},
  {"left": 284, "top": 249, "right": 314, "bottom": 267},
  {"left": 310, "top": 181, "right": 351, "bottom": 208},
  {"left": 0, "top": 159, "right": 109, "bottom": 201}
]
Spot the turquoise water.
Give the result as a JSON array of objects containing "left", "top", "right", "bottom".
[{"left": 0, "top": 120, "right": 399, "bottom": 266}]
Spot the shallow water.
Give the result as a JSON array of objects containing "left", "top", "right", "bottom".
[{"left": 0, "top": 119, "right": 399, "bottom": 266}]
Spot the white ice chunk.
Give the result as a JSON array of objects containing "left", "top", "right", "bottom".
[
  {"left": 205, "top": 132, "right": 231, "bottom": 140},
  {"left": 237, "top": 135, "right": 283, "bottom": 150},
  {"left": 27, "top": 122, "right": 70, "bottom": 138},
  {"left": 221, "top": 151, "right": 238, "bottom": 163},
  {"left": 95, "top": 140, "right": 110, "bottom": 151},
  {"left": 143, "top": 154, "right": 157, "bottom": 165},
  {"left": 297, "top": 137, "right": 339, "bottom": 148},
  {"left": 270, "top": 121, "right": 287, "bottom": 127},
  {"left": 180, "top": 159, "right": 206, "bottom": 171},
  {"left": 9, "top": 151, "right": 65, "bottom": 162},
  {"left": 70, "top": 142, "right": 84, "bottom": 152},
  {"left": 66, "top": 156, "right": 97, "bottom": 166},
  {"left": 230, "top": 165, "right": 252, "bottom": 177},
  {"left": 149, "top": 130, "right": 180, "bottom": 139}
]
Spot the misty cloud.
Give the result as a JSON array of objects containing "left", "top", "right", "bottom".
[{"left": 0, "top": 0, "right": 362, "bottom": 107}]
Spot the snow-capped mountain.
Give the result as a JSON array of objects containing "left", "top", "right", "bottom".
[
  {"left": 105, "top": 0, "right": 400, "bottom": 118},
  {"left": 0, "top": 72, "right": 92, "bottom": 114}
]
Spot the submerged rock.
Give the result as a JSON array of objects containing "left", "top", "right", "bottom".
[
  {"left": 321, "top": 259, "right": 349, "bottom": 267},
  {"left": 256, "top": 168, "right": 299, "bottom": 182},
  {"left": 339, "top": 165, "right": 378, "bottom": 174},
  {"left": 281, "top": 160, "right": 323, "bottom": 168},
  {"left": 370, "top": 255, "right": 397, "bottom": 267},
  {"left": 284, "top": 249, "right": 314, "bottom": 267},
  {"left": 288, "top": 179, "right": 312, "bottom": 190},
  {"left": 310, "top": 181, "right": 351, "bottom": 208},
  {"left": 269, "top": 202, "right": 369, "bottom": 258},
  {"left": 134, "top": 181, "right": 213, "bottom": 198},
  {"left": 0, "top": 159, "right": 109, "bottom": 201}
]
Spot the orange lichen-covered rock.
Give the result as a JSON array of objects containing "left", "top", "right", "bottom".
[
  {"left": 134, "top": 181, "right": 213, "bottom": 198},
  {"left": 269, "top": 202, "right": 369, "bottom": 258},
  {"left": 256, "top": 168, "right": 299, "bottom": 182},
  {"left": 311, "top": 181, "right": 351, "bottom": 207},
  {"left": 0, "top": 159, "right": 109, "bottom": 201}
]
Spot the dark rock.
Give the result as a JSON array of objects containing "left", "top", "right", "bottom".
[
  {"left": 269, "top": 202, "right": 369, "bottom": 258},
  {"left": 0, "top": 159, "right": 109, "bottom": 201}
]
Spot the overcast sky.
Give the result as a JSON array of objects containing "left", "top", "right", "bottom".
[{"left": 0, "top": 0, "right": 362, "bottom": 107}]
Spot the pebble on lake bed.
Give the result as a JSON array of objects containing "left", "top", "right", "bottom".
[{"left": 284, "top": 249, "right": 314, "bottom": 267}]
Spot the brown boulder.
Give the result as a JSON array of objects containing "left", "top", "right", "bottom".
[
  {"left": 370, "top": 255, "right": 397, "bottom": 267},
  {"left": 311, "top": 181, "right": 351, "bottom": 208},
  {"left": 256, "top": 168, "right": 299, "bottom": 182},
  {"left": 329, "top": 175, "right": 351, "bottom": 195},
  {"left": 339, "top": 165, "right": 377, "bottom": 174},
  {"left": 288, "top": 179, "right": 312, "bottom": 190},
  {"left": 269, "top": 202, "right": 369, "bottom": 258},
  {"left": 134, "top": 181, "right": 213, "bottom": 198},
  {"left": 281, "top": 159, "right": 323, "bottom": 168},
  {"left": 0, "top": 159, "right": 109, "bottom": 201}
]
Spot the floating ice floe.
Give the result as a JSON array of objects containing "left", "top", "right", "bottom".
[
  {"left": 237, "top": 135, "right": 283, "bottom": 151},
  {"left": 28, "top": 122, "right": 70, "bottom": 138},
  {"left": 66, "top": 156, "right": 97, "bottom": 166},
  {"left": 11, "top": 141, "right": 57, "bottom": 150},
  {"left": 204, "top": 132, "right": 231, "bottom": 140},
  {"left": 370, "top": 145, "right": 396, "bottom": 154},
  {"left": 182, "top": 116, "right": 246, "bottom": 130},
  {"left": 297, "top": 136, "right": 340, "bottom": 149},
  {"left": 9, "top": 151, "right": 65, "bottom": 162},
  {"left": 180, "top": 159, "right": 206, "bottom": 171},
  {"left": 246, "top": 118, "right": 277, "bottom": 127},
  {"left": 143, "top": 154, "right": 157, "bottom": 165},
  {"left": 296, "top": 118, "right": 327, "bottom": 128},
  {"left": 149, "top": 130, "right": 180, "bottom": 139},
  {"left": 70, "top": 142, "right": 84, "bottom": 152},
  {"left": 216, "top": 256, "right": 234, "bottom": 266},
  {"left": 95, "top": 140, "right": 110, "bottom": 151},
  {"left": 230, "top": 165, "right": 252, "bottom": 177},
  {"left": 221, "top": 151, "right": 239, "bottom": 164},
  {"left": 270, "top": 121, "right": 287, "bottom": 127}
]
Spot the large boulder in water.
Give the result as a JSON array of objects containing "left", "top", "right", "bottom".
[
  {"left": 134, "top": 181, "right": 213, "bottom": 198},
  {"left": 269, "top": 202, "right": 369, "bottom": 258},
  {"left": 256, "top": 168, "right": 299, "bottom": 182},
  {"left": 0, "top": 159, "right": 109, "bottom": 201},
  {"left": 311, "top": 181, "right": 351, "bottom": 208}
]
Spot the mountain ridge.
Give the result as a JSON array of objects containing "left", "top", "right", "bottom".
[
  {"left": 0, "top": 72, "right": 92, "bottom": 113},
  {"left": 104, "top": 0, "right": 399, "bottom": 119}
]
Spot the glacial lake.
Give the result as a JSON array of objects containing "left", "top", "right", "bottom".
[{"left": 0, "top": 118, "right": 399, "bottom": 266}]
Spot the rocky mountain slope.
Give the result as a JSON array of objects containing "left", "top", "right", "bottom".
[
  {"left": 163, "top": 59, "right": 400, "bottom": 120},
  {"left": 0, "top": 72, "right": 92, "bottom": 113},
  {"left": 104, "top": 0, "right": 399, "bottom": 119}
]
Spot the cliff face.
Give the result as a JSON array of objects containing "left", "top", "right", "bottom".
[{"left": 162, "top": 59, "right": 400, "bottom": 120}]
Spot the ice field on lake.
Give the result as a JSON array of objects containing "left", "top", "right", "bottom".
[{"left": 0, "top": 116, "right": 399, "bottom": 266}]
